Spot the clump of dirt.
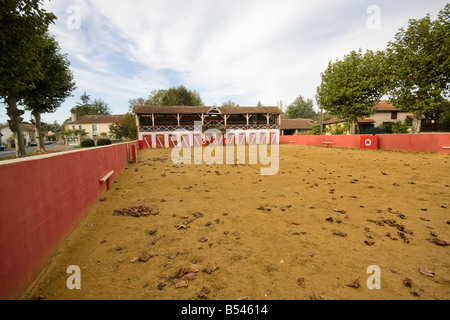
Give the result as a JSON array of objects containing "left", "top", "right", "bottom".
[{"left": 113, "top": 205, "right": 158, "bottom": 217}]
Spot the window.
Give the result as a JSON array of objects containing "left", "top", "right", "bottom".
[
  {"left": 391, "top": 112, "right": 398, "bottom": 120},
  {"left": 92, "top": 125, "right": 99, "bottom": 134}
]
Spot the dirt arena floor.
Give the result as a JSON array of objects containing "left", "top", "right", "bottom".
[{"left": 23, "top": 144, "right": 450, "bottom": 300}]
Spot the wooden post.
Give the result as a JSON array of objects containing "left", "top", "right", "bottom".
[
  {"left": 152, "top": 114, "right": 159, "bottom": 132},
  {"left": 265, "top": 114, "right": 273, "bottom": 130},
  {"left": 220, "top": 114, "right": 230, "bottom": 129},
  {"left": 245, "top": 114, "right": 252, "bottom": 130},
  {"left": 320, "top": 107, "right": 324, "bottom": 135}
]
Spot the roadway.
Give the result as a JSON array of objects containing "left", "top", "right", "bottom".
[{"left": 0, "top": 142, "right": 77, "bottom": 160}]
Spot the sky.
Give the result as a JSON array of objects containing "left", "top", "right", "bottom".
[{"left": 0, "top": 0, "right": 448, "bottom": 125}]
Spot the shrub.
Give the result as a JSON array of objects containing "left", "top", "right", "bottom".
[
  {"left": 80, "top": 139, "right": 95, "bottom": 148},
  {"left": 379, "top": 121, "right": 410, "bottom": 134},
  {"left": 391, "top": 120, "right": 410, "bottom": 134},
  {"left": 97, "top": 138, "right": 112, "bottom": 146}
]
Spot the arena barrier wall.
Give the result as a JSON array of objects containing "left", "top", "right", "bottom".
[
  {"left": 280, "top": 134, "right": 450, "bottom": 154},
  {"left": 0, "top": 141, "right": 139, "bottom": 300}
]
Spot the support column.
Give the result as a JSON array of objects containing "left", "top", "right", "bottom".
[
  {"left": 264, "top": 114, "right": 273, "bottom": 129},
  {"left": 220, "top": 114, "right": 230, "bottom": 129},
  {"left": 245, "top": 114, "right": 252, "bottom": 130}
]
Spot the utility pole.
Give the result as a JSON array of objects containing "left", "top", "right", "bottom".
[{"left": 320, "top": 107, "right": 324, "bottom": 135}]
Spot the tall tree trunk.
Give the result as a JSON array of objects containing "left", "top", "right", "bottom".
[
  {"left": 6, "top": 95, "right": 27, "bottom": 158},
  {"left": 411, "top": 113, "right": 422, "bottom": 134},
  {"left": 33, "top": 111, "right": 47, "bottom": 153}
]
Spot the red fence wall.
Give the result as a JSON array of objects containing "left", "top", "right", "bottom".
[
  {"left": 280, "top": 135, "right": 362, "bottom": 149},
  {"left": 280, "top": 134, "right": 450, "bottom": 154},
  {"left": 0, "top": 142, "right": 138, "bottom": 300},
  {"left": 378, "top": 134, "right": 450, "bottom": 153}
]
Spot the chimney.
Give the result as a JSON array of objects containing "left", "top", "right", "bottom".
[{"left": 71, "top": 113, "right": 77, "bottom": 122}]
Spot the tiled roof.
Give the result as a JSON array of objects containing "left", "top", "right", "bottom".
[
  {"left": 373, "top": 101, "right": 404, "bottom": 112},
  {"left": 357, "top": 119, "right": 376, "bottom": 123},
  {"left": 133, "top": 106, "right": 283, "bottom": 115},
  {"left": 323, "top": 118, "right": 375, "bottom": 124},
  {"left": 323, "top": 117, "right": 343, "bottom": 125},
  {"left": 281, "top": 119, "right": 313, "bottom": 130},
  {"left": 67, "top": 115, "right": 124, "bottom": 125}
]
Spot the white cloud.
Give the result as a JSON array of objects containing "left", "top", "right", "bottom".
[{"left": 1, "top": 0, "right": 447, "bottom": 124}]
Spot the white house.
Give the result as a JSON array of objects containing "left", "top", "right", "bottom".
[{"left": 0, "top": 124, "right": 36, "bottom": 147}]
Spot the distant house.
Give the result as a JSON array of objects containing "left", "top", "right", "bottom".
[
  {"left": 65, "top": 114, "right": 124, "bottom": 141},
  {"left": 281, "top": 119, "right": 313, "bottom": 136},
  {"left": 372, "top": 101, "right": 412, "bottom": 127},
  {"left": 0, "top": 123, "right": 36, "bottom": 147},
  {"left": 323, "top": 101, "right": 414, "bottom": 134}
]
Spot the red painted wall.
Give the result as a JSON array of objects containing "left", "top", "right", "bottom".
[
  {"left": 280, "top": 135, "right": 362, "bottom": 149},
  {"left": 378, "top": 134, "right": 450, "bottom": 153},
  {"left": 280, "top": 134, "right": 450, "bottom": 154},
  {"left": 0, "top": 142, "right": 138, "bottom": 300}
]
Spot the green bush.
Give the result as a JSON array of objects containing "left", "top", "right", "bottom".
[
  {"left": 378, "top": 122, "right": 394, "bottom": 133},
  {"left": 379, "top": 121, "right": 410, "bottom": 134},
  {"left": 80, "top": 139, "right": 95, "bottom": 148},
  {"left": 391, "top": 120, "right": 410, "bottom": 134},
  {"left": 97, "top": 138, "right": 112, "bottom": 146}
]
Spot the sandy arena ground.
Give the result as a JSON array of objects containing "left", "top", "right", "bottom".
[{"left": 23, "top": 145, "right": 450, "bottom": 300}]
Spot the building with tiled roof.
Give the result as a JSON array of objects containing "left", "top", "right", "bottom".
[
  {"left": 133, "top": 105, "right": 282, "bottom": 148},
  {"left": 65, "top": 115, "right": 125, "bottom": 141},
  {"left": 323, "top": 101, "right": 414, "bottom": 134},
  {"left": 280, "top": 119, "right": 314, "bottom": 136}
]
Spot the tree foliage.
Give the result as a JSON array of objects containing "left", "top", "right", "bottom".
[
  {"left": 0, "top": 0, "right": 56, "bottom": 157},
  {"left": 284, "top": 96, "right": 317, "bottom": 120},
  {"left": 315, "top": 4, "right": 449, "bottom": 135},
  {"left": 70, "top": 92, "right": 111, "bottom": 119},
  {"left": 386, "top": 4, "right": 450, "bottom": 133},
  {"left": 129, "top": 86, "right": 204, "bottom": 110},
  {"left": 23, "top": 34, "right": 76, "bottom": 152},
  {"left": 109, "top": 113, "right": 137, "bottom": 140},
  {"left": 316, "top": 49, "right": 386, "bottom": 134},
  {"left": 222, "top": 100, "right": 240, "bottom": 108}
]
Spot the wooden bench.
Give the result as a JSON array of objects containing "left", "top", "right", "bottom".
[
  {"left": 322, "top": 142, "right": 334, "bottom": 147},
  {"left": 443, "top": 147, "right": 450, "bottom": 149},
  {"left": 100, "top": 170, "right": 115, "bottom": 190},
  {"left": 289, "top": 141, "right": 296, "bottom": 145}
]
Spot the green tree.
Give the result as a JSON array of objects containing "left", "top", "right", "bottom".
[
  {"left": 146, "top": 90, "right": 167, "bottom": 106},
  {"left": 284, "top": 96, "right": 317, "bottom": 120},
  {"left": 161, "top": 85, "right": 203, "bottom": 106},
  {"left": 109, "top": 113, "right": 137, "bottom": 140},
  {"left": 222, "top": 100, "right": 240, "bottom": 108},
  {"left": 23, "top": 34, "right": 76, "bottom": 152},
  {"left": 386, "top": 5, "right": 450, "bottom": 133},
  {"left": 70, "top": 92, "right": 111, "bottom": 119},
  {"left": 316, "top": 49, "right": 386, "bottom": 134},
  {"left": 311, "top": 123, "right": 328, "bottom": 135},
  {"left": 130, "top": 86, "right": 204, "bottom": 109},
  {"left": 128, "top": 97, "right": 146, "bottom": 112},
  {"left": 0, "top": 0, "right": 56, "bottom": 157},
  {"left": 47, "top": 120, "right": 64, "bottom": 140}
]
